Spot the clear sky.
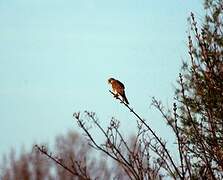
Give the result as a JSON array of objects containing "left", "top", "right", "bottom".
[{"left": 0, "top": 0, "right": 203, "bottom": 157}]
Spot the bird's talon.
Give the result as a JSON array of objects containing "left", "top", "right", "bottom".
[{"left": 114, "top": 95, "right": 118, "bottom": 98}]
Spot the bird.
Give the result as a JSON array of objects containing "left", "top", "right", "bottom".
[{"left": 108, "top": 78, "right": 129, "bottom": 104}]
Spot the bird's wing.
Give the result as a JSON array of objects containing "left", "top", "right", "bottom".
[{"left": 116, "top": 80, "right": 125, "bottom": 89}]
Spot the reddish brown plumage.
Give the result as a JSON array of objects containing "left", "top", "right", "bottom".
[{"left": 108, "top": 78, "right": 129, "bottom": 104}]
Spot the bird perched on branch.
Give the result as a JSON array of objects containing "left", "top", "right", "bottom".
[{"left": 108, "top": 78, "right": 129, "bottom": 104}]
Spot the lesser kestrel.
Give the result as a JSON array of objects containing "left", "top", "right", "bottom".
[{"left": 108, "top": 78, "right": 129, "bottom": 104}]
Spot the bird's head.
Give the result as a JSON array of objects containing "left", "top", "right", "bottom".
[{"left": 108, "top": 78, "right": 115, "bottom": 84}]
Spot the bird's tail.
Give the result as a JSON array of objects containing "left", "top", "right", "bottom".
[{"left": 122, "top": 92, "right": 129, "bottom": 104}]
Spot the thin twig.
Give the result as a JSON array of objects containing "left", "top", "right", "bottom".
[
  {"left": 109, "top": 90, "right": 182, "bottom": 179},
  {"left": 34, "top": 145, "right": 91, "bottom": 179}
]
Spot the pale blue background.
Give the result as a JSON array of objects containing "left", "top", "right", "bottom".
[{"left": 0, "top": 0, "right": 203, "bottom": 157}]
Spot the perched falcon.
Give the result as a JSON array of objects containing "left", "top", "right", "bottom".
[{"left": 108, "top": 78, "right": 129, "bottom": 104}]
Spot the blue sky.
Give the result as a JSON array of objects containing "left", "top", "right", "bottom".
[{"left": 0, "top": 0, "right": 203, "bottom": 157}]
